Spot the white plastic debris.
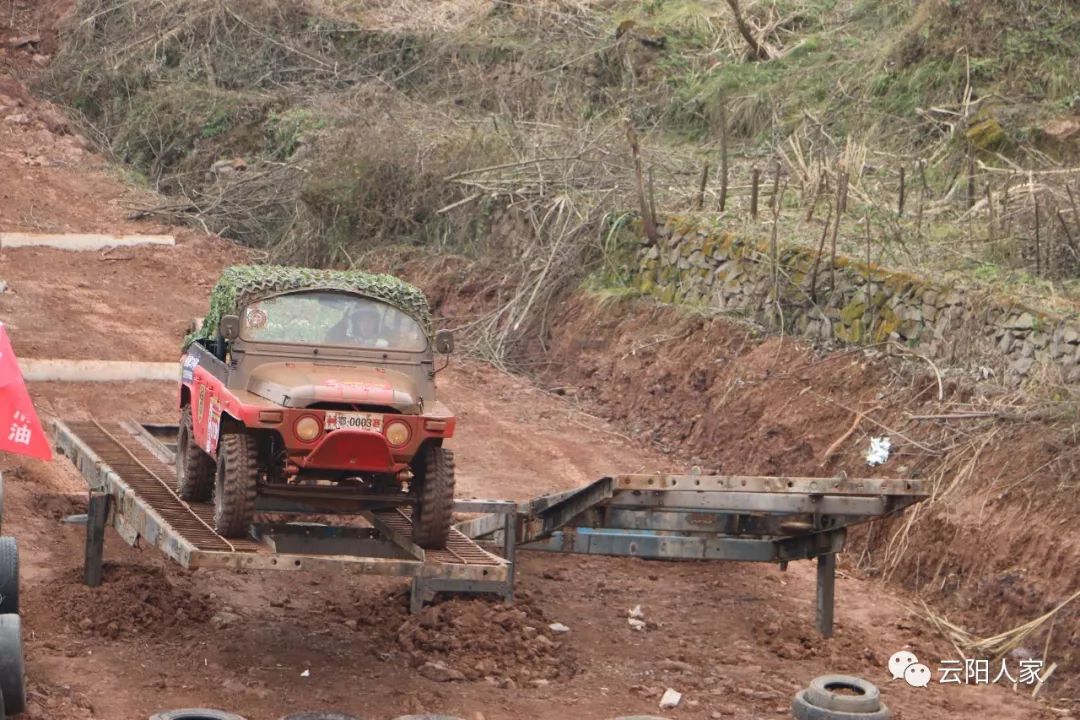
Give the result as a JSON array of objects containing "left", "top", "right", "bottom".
[
  {"left": 628, "top": 604, "right": 644, "bottom": 619},
  {"left": 300, "top": 669, "right": 310, "bottom": 677},
  {"left": 865, "top": 436, "right": 892, "bottom": 466},
  {"left": 628, "top": 618, "right": 646, "bottom": 631},
  {"left": 549, "top": 622, "right": 570, "bottom": 634},
  {"left": 659, "top": 688, "right": 682, "bottom": 709}
]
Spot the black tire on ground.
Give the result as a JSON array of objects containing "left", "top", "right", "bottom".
[
  {"left": 150, "top": 710, "right": 248, "bottom": 720},
  {"left": 791, "top": 690, "right": 892, "bottom": 720},
  {"left": 0, "top": 614, "right": 25, "bottom": 715},
  {"left": 177, "top": 407, "right": 214, "bottom": 502},
  {"left": 213, "top": 433, "right": 258, "bottom": 539},
  {"left": 0, "top": 538, "right": 17, "bottom": 615},
  {"left": 410, "top": 445, "right": 455, "bottom": 550},
  {"left": 804, "top": 675, "right": 882, "bottom": 713}
]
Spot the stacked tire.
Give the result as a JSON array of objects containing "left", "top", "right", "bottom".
[
  {"left": 792, "top": 675, "right": 891, "bottom": 720},
  {"left": 0, "top": 536, "right": 25, "bottom": 718}
]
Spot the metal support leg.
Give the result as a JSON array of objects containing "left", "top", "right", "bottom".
[
  {"left": 84, "top": 493, "right": 112, "bottom": 588},
  {"left": 409, "top": 579, "right": 428, "bottom": 614},
  {"left": 502, "top": 511, "right": 517, "bottom": 603},
  {"left": 816, "top": 552, "right": 836, "bottom": 638}
]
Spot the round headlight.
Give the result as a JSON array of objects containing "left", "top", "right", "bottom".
[
  {"left": 295, "top": 415, "right": 321, "bottom": 442},
  {"left": 385, "top": 420, "right": 411, "bottom": 448}
]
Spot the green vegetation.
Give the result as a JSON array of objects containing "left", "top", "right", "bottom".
[{"left": 39, "top": 0, "right": 1080, "bottom": 318}]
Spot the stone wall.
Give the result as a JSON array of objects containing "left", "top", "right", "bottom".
[{"left": 634, "top": 217, "right": 1080, "bottom": 385}]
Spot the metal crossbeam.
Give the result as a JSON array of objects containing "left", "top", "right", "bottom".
[
  {"left": 522, "top": 526, "right": 846, "bottom": 563},
  {"left": 614, "top": 473, "right": 927, "bottom": 496}
]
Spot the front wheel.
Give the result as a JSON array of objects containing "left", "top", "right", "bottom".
[
  {"left": 213, "top": 433, "right": 258, "bottom": 539},
  {"left": 177, "top": 407, "right": 214, "bottom": 501},
  {"left": 411, "top": 445, "right": 455, "bottom": 550}
]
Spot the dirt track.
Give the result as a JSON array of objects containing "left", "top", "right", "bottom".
[{"left": 0, "top": 7, "right": 1064, "bottom": 720}]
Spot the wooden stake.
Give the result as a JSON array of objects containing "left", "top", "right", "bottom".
[
  {"left": 769, "top": 161, "right": 784, "bottom": 328},
  {"left": 696, "top": 161, "right": 709, "bottom": 210},
  {"left": 647, "top": 168, "right": 658, "bottom": 231},
  {"left": 718, "top": 104, "right": 729, "bottom": 212},
  {"left": 771, "top": 159, "right": 782, "bottom": 214},
  {"left": 1002, "top": 177, "right": 1011, "bottom": 237},
  {"left": 864, "top": 213, "right": 872, "bottom": 318},
  {"left": 917, "top": 159, "right": 927, "bottom": 237},
  {"left": 829, "top": 180, "right": 843, "bottom": 291},
  {"left": 1034, "top": 193, "right": 1042, "bottom": 277},
  {"left": 809, "top": 203, "right": 833, "bottom": 303},
  {"left": 986, "top": 183, "right": 995, "bottom": 243},
  {"left": 898, "top": 166, "right": 906, "bottom": 217},
  {"left": 838, "top": 170, "right": 849, "bottom": 215},
  {"left": 1056, "top": 209, "right": 1078, "bottom": 259},
  {"left": 750, "top": 167, "right": 760, "bottom": 219},
  {"left": 967, "top": 146, "right": 976, "bottom": 210},
  {"left": 806, "top": 170, "right": 824, "bottom": 221},
  {"left": 625, "top": 121, "right": 657, "bottom": 242}
]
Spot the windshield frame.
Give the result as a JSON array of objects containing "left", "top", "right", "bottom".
[{"left": 236, "top": 289, "right": 430, "bottom": 354}]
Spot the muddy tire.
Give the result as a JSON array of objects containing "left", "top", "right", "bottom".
[
  {"left": 791, "top": 690, "right": 891, "bottom": 720},
  {"left": 411, "top": 445, "right": 455, "bottom": 550},
  {"left": 177, "top": 408, "right": 214, "bottom": 502},
  {"left": 0, "top": 538, "right": 17, "bottom": 615},
  {"left": 150, "top": 711, "right": 247, "bottom": 720},
  {"left": 0, "top": 614, "right": 25, "bottom": 716},
  {"left": 213, "top": 433, "right": 258, "bottom": 539},
  {"left": 805, "top": 675, "right": 882, "bottom": 714}
]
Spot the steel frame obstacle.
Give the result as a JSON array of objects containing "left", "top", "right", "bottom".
[{"left": 52, "top": 419, "right": 927, "bottom": 636}]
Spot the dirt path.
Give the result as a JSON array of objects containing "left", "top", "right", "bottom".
[{"left": 0, "top": 10, "right": 1062, "bottom": 720}]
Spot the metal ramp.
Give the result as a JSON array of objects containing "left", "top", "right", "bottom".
[
  {"left": 52, "top": 420, "right": 513, "bottom": 611},
  {"left": 52, "top": 419, "right": 927, "bottom": 634},
  {"left": 457, "top": 473, "right": 927, "bottom": 637}
]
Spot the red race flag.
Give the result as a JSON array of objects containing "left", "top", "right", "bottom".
[{"left": 0, "top": 324, "right": 51, "bottom": 460}]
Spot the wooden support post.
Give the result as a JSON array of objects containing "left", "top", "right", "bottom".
[
  {"left": 718, "top": 104, "right": 729, "bottom": 212},
  {"left": 1035, "top": 194, "right": 1042, "bottom": 277},
  {"left": 696, "top": 161, "right": 709, "bottom": 210},
  {"left": 816, "top": 552, "right": 836, "bottom": 638},
  {"left": 84, "top": 492, "right": 112, "bottom": 588},
  {"left": 898, "top": 166, "right": 906, "bottom": 217},
  {"left": 750, "top": 167, "right": 760, "bottom": 219},
  {"left": 967, "top": 146, "right": 976, "bottom": 210}
]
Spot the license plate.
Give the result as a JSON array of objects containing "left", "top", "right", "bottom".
[{"left": 324, "top": 411, "right": 383, "bottom": 432}]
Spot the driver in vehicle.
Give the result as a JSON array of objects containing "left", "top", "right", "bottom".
[{"left": 352, "top": 310, "right": 389, "bottom": 348}]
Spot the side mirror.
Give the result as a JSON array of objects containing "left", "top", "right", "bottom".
[
  {"left": 220, "top": 314, "right": 241, "bottom": 341},
  {"left": 434, "top": 329, "right": 455, "bottom": 354}
]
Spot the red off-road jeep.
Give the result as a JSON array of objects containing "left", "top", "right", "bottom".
[{"left": 176, "top": 266, "right": 457, "bottom": 548}]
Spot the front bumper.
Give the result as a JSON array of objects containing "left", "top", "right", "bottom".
[{"left": 293, "top": 429, "right": 401, "bottom": 473}]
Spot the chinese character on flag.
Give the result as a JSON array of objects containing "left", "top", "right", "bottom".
[{"left": 0, "top": 324, "right": 51, "bottom": 460}]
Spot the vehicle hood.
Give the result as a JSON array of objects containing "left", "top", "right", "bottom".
[{"left": 246, "top": 362, "right": 422, "bottom": 413}]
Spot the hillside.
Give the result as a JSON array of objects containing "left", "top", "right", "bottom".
[{"left": 35, "top": 0, "right": 1080, "bottom": 317}]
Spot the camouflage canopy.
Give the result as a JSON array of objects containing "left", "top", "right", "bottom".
[{"left": 189, "top": 265, "right": 433, "bottom": 347}]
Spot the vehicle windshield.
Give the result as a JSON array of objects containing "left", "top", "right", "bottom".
[{"left": 239, "top": 291, "right": 428, "bottom": 352}]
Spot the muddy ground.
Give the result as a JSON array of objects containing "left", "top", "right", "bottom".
[{"left": 0, "top": 3, "right": 1071, "bottom": 720}]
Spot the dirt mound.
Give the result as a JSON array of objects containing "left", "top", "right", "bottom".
[
  {"left": 39, "top": 563, "right": 216, "bottom": 640},
  {"left": 335, "top": 589, "right": 576, "bottom": 686},
  {"left": 396, "top": 596, "right": 577, "bottom": 686}
]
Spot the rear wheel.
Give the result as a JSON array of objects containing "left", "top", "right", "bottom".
[
  {"left": 0, "top": 537, "right": 17, "bottom": 615},
  {"left": 177, "top": 407, "right": 214, "bottom": 501},
  {"left": 213, "top": 433, "right": 258, "bottom": 539},
  {"left": 411, "top": 445, "right": 455, "bottom": 550},
  {"left": 0, "top": 614, "right": 25, "bottom": 716}
]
